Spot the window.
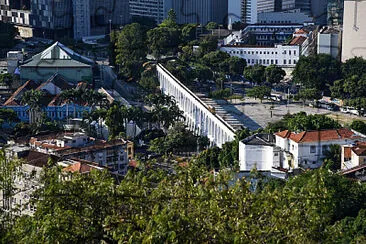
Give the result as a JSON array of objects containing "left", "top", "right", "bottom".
[
  {"left": 289, "top": 50, "right": 291, "bottom": 55},
  {"left": 294, "top": 51, "right": 296, "bottom": 55},
  {"left": 284, "top": 60, "right": 286, "bottom": 64},
  {"left": 310, "top": 146, "right": 316, "bottom": 153},
  {"left": 322, "top": 145, "right": 328, "bottom": 154},
  {"left": 274, "top": 152, "right": 279, "bottom": 156}
]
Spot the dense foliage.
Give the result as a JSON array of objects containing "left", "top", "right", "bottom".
[
  {"left": 2, "top": 161, "right": 366, "bottom": 243},
  {"left": 265, "top": 112, "right": 341, "bottom": 133}
]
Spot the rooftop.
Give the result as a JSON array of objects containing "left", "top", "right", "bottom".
[
  {"left": 275, "top": 128, "right": 361, "bottom": 143},
  {"left": 21, "top": 42, "right": 94, "bottom": 68}
]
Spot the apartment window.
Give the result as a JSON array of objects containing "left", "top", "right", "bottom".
[
  {"left": 322, "top": 145, "right": 328, "bottom": 154},
  {"left": 289, "top": 50, "right": 291, "bottom": 55},
  {"left": 284, "top": 60, "right": 286, "bottom": 64},
  {"left": 289, "top": 60, "right": 291, "bottom": 64},
  {"left": 310, "top": 146, "right": 316, "bottom": 153},
  {"left": 275, "top": 60, "right": 278, "bottom": 64},
  {"left": 294, "top": 51, "right": 296, "bottom": 55},
  {"left": 294, "top": 60, "right": 297, "bottom": 64},
  {"left": 271, "top": 60, "right": 274, "bottom": 64},
  {"left": 283, "top": 50, "right": 286, "bottom": 54},
  {"left": 260, "top": 51, "right": 262, "bottom": 54},
  {"left": 256, "top": 51, "right": 258, "bottom": 54}
]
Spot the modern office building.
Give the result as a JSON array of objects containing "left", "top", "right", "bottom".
[
  {"left": 171, "top": 0, "right": 228, "bottom": 25},
  {"left": 241, "top": 0, "right": 275, "bottom": 24},
  {"left": 129, "top": 0, "right": 228, "bottom": 25},
  {"left": 342, "top": 0, "right": 366, "bottom": 62},
  {"left": 129, "top": 0, "right": 170, "bottom": 24},
  {"left": 0, "top": 0, "right": 129, "bottom": 40}
]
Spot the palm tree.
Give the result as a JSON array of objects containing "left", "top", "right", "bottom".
[{"left": 21, "top": 90, "right": 47, "bottom": 124}]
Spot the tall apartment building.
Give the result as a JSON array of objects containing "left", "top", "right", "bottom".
[
  {"left": 241, "top": 0, "right": 275, "bottom": 24},
  {"left": 342, "top": 0, "right": 366, "bottom": 62},
  {"left": 73, "top": 0, "right": 91, "bottom": 40},
  {"left": 129, "top": 0, "right": 170, "bottom": 24},
  {"left": 281, "top": 0, "right": 296, "bottom": 10},
  {"left": 0, "top": 0, "right": 129, "bottom": 40},
  {"left": 130, "top": 0, "right": 228, "bottom": 25}
]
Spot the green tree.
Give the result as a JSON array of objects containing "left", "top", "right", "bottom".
[
  {"left": 147, "top": 27, "right": 181, "bottom": 59},
  {"left": 181, "top": 24, "right": 197, "bottom": 43},
  {"left": 293, "top": 54, "right": 341, "bottom": 90},
  {"left": 144, "top": 93, "right": 184, "bottom": 131},
  {"left": 341, "top": 56, "right": 366, "bottom": 79},
  {"left": 105, "top": 105, "right": 128, "bottom": 139},
  {"left": 323, "top": 144, "right": 341, "bottom": 171},
  {"left": 21, "top": 90, "right": 48, "bottom": 124},
  {"left": 192, "top": 64, "right": 213, "bottom": 82},
  {"left": 286, "top": 112, "right": 341, "bottom": 132},
  {"left": 149, "top": 122, "right": 197, "bottom": 154},
  {"left": 226, "top": 56, "right": 247, "bottom": 75},
  {"left": 295, "top": 88, "right": 322, "bottom": 105},
  {"left": 244, "top": 64, "right": 265, "bottom": 84},
  {"left": 201, "top": 51, "right": 231, "bottom": 73},
  {"left": 0, "top": 108, "right": 19, "bottom": 126},
  {"left": 264, "top": 65, "right": 286, "bottom": 84},
  {"left": 350, "top": 120, "right": 366, "bottom": 134},
  {"left": 205, "top": 22, "right": 218, "bottom": 30},
  {"left": 160, "top": 9, "right": 178, "bottom": 28},
  {"left": 0, "top": 74, "right": 13, "bottom": 87},
  {"left": 197, "top": 35, "right": 218, "bottom": 57},
  {"left": 246, "top": 86, "right": 271, "bottom": 103},
  {"left": 10, "top": 168, "right": 116, "bottom": 243},
  {"left": 115, "top": 23, "right": 147, "bottom": 78},
  {"left": 330, "top": 75, "right": 366, "bottom": 99},
  {"left": 139, "top": 68, "right": 159, "bottom": 93}
]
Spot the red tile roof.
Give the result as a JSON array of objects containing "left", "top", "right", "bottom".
[
  {"left": 290, "top": 36, "right": 307, "bottom": 45},
  {"left": 4, "top": 80, "right": 38, "bottom": 106},
  {"left": 63, "top": 161, "right": 102, "bottom": 174},
  {"left": 275, "top": 128, "right": 360, "bottom": 143}
]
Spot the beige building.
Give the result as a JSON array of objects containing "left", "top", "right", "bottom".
[
  {"left": 341, "top": 142, "right": 366, "bottom": 170},
  {"left": 341, "top": 0, "right": 366, "bottom": 62}
]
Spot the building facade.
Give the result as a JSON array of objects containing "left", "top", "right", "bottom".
[
  {"left": 342, "top": 0, "right": 366, "bottom": 62},
  {"left": 275, "top": 129, "right": 361, "bottom": 169},
  {"left": 0, "top": 0, "right": 129, "bottom": 40},
  {"left": 317, "top": 26, "right": 341, "bottom": 60},
  {"left": 220, "top": 44, "right": 300, "bottom": 67}
]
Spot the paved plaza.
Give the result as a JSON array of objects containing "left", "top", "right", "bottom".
[{"left": 219, "top": 97, "right": 366, "bottom": 131}]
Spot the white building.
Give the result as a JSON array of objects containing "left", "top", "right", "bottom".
[
  {"left": 341, "top": 142, "right": 366, "bottom": 171},
  {"left": 220, "top": 44, "right": 300, "bottom": 67},
  {"left": 239, "top": 134, "right": 282, "bottom": 171},
  {"left": 341, "top": 0, "right": 366, "bottom": 62},
  {"left": 275, "top": 128, "right": 362, "bottom": 169},
  {"left": 317, "top": 26, "right": 341, "bottom": 59},
  {"left": 29, "top": 132, "right": 134, "bottom": 175}
]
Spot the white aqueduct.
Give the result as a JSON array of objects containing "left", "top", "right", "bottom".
[{"left": 157, "top": 64, "right": 236, "bottom": 148}]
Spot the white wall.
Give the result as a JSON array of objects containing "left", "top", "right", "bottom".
[
  {"left": 342, "top": 0, "right": 366, "bottom": 62},
  {"left": 221, "top": 44, "right": 300, "bottom": 67},
  {"left": 239, "top": 141, "right": 274, "bottom": 171}
]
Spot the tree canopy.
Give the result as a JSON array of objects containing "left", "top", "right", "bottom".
[{"left": 292, "top": 54, "right": 341, "bottom": 90}]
